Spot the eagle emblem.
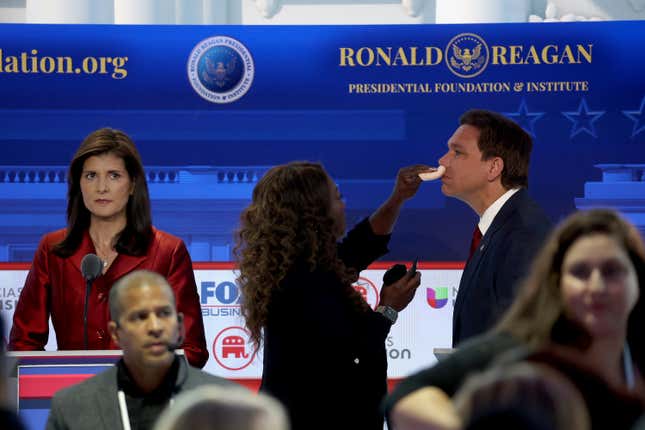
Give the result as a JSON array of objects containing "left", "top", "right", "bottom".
[
  {"left": 450, "top": 43, "right": 485, "bottom": 72},
  {"left": 201, "top": 55, "right": 238, "bottom": 88},
  {"left": 444, "top": 33, "right": 490, "bottom": 78}
]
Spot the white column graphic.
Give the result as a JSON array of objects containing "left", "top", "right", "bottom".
[
  {"left": 115, "top": 0, "right": 175, "bottom": 24},
  {"left": 435, "top": 0, "right": 529, "bottom": 23},
  {"left": 176, "top": 0, "right": 203, "bottom": 24},
  {"left": 26, "top": 0, "right": 113, "bottom": 23},
  {"left": 203, "top": 0, "right": 229, "bottom": 24}
]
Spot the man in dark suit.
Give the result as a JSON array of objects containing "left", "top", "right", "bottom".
[
  {"left": 46, "top": 270, "right": 237, "bottom": 430},
  {"left": 439, "top": 109, "right": 552, "bottom": 346}
]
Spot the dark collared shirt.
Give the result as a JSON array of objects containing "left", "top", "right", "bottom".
[{"left": 116, "top": 356, "right": 179, "bottom": 430}]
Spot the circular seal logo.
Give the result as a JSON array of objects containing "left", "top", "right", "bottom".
[
  {"left": 187, "top": 36, "right": 255, "bottom": 104},
  {"left": 444, "top": 33, "right": 489, "bottom": 78},
  {"left": 352, "top": 276, "right": 379, "bottom": 310},
  {"left": 212, "top": 326, "right": 257, "bottom": 371}
]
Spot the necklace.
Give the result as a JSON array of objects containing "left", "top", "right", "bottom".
[
  {"left": 93, "top": 250, "right": 114, "bottom": 271},
  {"left": 90, "top": 234, "right": 116, "bottom": 271}
]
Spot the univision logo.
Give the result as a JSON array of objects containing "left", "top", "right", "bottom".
[{"left": 426, "top": 287, "right": 449, "bottom": 309}]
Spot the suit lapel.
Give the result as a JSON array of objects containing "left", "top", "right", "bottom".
[
  {"left": 482, "top": 189, "right": 525, "bottom": 242},
  {"left": 93, "top": 368, "right": 123, "bottom": 429},
  {"left": 453, "top": 237, "right": 487, "bottom": 320},
  {"left": 108, "top": 228, "right": 158, "bottom": 280},
  {"left": 69, "top": 230, "right": 96, "bottom": 275},
  {"left": 71, "top": 229, "right": 155, "bottom": 282},
  {"left": 108, "top": 252, "right": 149, "bottom": 281},
  {"left": 453, "top": 190, "right": 526, "bottom": 324}
]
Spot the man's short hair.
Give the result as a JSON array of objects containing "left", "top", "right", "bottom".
[
  {"left": 460, "top": 109, "right": 532, "bottom": 189},
  {"left": 109, "top": 270, "right": 176, "bottom": 323}
]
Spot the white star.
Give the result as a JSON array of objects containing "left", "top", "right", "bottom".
[{"left": 562, "top": 98, "right": 605, "bottom": 139}]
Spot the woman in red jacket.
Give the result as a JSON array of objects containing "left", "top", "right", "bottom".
[{"left": 9, "top": 128, "right": 208, "bottom": 368}]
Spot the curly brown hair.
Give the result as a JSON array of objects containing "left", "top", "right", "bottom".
[{"left": 235, "top": 162, "right": 365, "bottom": 347}]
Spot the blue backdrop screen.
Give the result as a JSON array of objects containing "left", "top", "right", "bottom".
[{"left": 0, "top": 22, "right": 643, "bottom": 261}]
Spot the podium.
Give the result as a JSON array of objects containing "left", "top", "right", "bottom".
[
  {"left": 433, "top": 347, "right": 454, "bottom": 361},
  {"left": 6, "top": 350, "right": 125, "bottom": 430}
]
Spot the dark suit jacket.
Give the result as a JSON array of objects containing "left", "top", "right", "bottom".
[
  {"left": 46, "top": 357, "right": 235, "bottom": 430},
  {"left": 452, "top": 189, "right": 551, "bottom": 346},
  {"left": 261, "top": 218, "right": 393, "bottom": 430},
  {"left": 9, "top": 227, "right": 208, "bottom": 367}
]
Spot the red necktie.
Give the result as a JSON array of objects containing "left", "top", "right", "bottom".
[{"left": 469, "top": 225, "right": 482, "bottom": 260}]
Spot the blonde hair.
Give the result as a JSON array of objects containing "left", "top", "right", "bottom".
[{"left": 153, "top": 385, "right": 289, "bottom": 430}]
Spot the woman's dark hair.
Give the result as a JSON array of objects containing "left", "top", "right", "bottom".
[
  {"left": 235, "top": 161, "right": 367, "bottom": 346},
  {"left": 495, "top": 209, "right": 645, "bottom": 369},
  {"left": 54, "top": 128, "right": 152, "bottom": 256}
]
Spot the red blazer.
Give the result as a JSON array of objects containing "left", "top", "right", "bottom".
[{"left": 9, "top": 227, "right": 209, "bottom": 368}]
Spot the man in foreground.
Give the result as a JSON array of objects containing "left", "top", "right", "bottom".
[{"left": 47, "top": 270, "right": 236, "bottom": 430}]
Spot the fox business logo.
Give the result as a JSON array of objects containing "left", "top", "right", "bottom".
[
  {"left": 339, "top": 32, "right": 592, "bottom": 78},
  {"left": 200, "top": 281, "right": 242, "bottom": 317},
  {"left": 187, "top": 36, "right": 254, "bottom": 103}
]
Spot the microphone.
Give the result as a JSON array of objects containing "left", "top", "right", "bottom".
[
  {"left": 81, "top": 253, "right": 103, "bottom": 349},
  {"left": 167, "top": 337, "right": 183, "bottom": 352},
  {"left": 167, "top": 315, "right": 184, "bottom": 352},
  {"left": 81, "top": 253, "right": 103, "bottom": 281},
  {"left": 383, "top": 264, "right": 407, "bottom": 286}
]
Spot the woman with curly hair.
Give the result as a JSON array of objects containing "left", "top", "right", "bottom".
[{"left": 236, "top": 161, "right": 425, "bottom": 429}]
